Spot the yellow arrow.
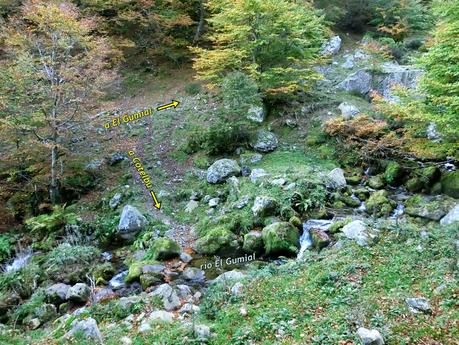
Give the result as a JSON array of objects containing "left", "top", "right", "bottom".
[
  {"left": 150, "top": 191, "right": 161, "bottom": 210},
  {"left": 156, "top": 100, "right": 180, "bottom": 111}
]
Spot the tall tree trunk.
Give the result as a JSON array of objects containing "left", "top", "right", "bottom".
[
  {"left": 50, "top": 143, "right": 60, "bottom": 204},
  {"left": 193, "top": 0, "right": 205, "bottom": 44}
]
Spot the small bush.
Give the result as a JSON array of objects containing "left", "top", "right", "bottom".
[
  {"left": 0, "top": 262, "right": 42, "bottom": 298},
  {"left": 0, "top": 234, "right": 13, "bottom": 263},
  {"left": 184, "top": 117, "right": 252, "bottom": 156},
  {"left": 220, "top": 72, "right": 262, "bottom": 113},
  {"left": 25, "top": 205, "right": 78, "bottom": 236},
  {"left": 184, "top": 82, "right": 201, "bottom": 95}
]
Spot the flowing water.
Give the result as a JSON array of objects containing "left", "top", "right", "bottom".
[
  {"left": 297, "top": 220, "right": 333, "bottom": 259},
  {"left": 4, "top": 248, "right": 33, "bottom": 273}
]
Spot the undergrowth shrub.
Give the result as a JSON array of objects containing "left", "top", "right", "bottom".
[
  {"left": 0, "top": 234, "right": 13, "bottom": 262},
  {"left": 25, "top": 205, "right": 78, "bottom": 237},
  {"left": 0, "top": 262, "right": 42, "bottom": 298}
]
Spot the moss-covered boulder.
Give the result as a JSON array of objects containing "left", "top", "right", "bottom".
[
  {"left": 195, "top": 226, "right": 239, "bottom": 255},
  {"left": 340, "top": 195, "right": 361, "bottom": 208},
  {"left": 125, "top": 260, "right": 160, "bottom": 284},
  {"left": 384, "top": 161, "right": 403, "bottom": 185},
  {"left": 441, "top": 171, "right": 459, "bottom": 198},
  {"left": 421, "top": 166, "right": 441, "bottom": 183},
  {"left": 147, "top": 238, "right": 181, "bottom": 260},
  {"left": 92, "top": 262, "right": 115, "bottom": 285},
  {"left": 252, "top": 196, "right": 279, "bottom": 217},
  {"left": 405, "top": 195, "right": 455, "bottom": 221},
  {"left": 311, "top": 229, "right": 331, "bottom": 249},
  {"left": 405, "top": 177, "right": 424, "bottom": 192},
  {"left": 262, "top": 222, "right": 300, "bottom": 256},
  {"left": 354, "top": 187, "right": 370, "bottom": 200},
  {"left": 328, "top": 218, "right": 352, "bottom": 234},
  {"left": 289, "top": 216, "right": 302, "bottom": 228},
  {"left": 242, "top": 231, "right": 264, "bottom": 254},
  {"left": 368, "top": 175, "right": 385, "bottom": 189},
  {"left": 366, "top": 190, "right": 395, "bottom": 216}
]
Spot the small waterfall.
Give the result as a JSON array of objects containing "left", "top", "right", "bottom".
[
  {"left": 297, "top": 220, "right": 332, "bottom": 259},
  {"left": 358, "top": 201, "right": 367, "bottom": 212},
  {"left": 391, "top": 203, "right": 405, "bottom": 219},
  {"left": 4, "top": 248, "right": 33, "bottom": 273},
  {"left": 108, "top": 270, "right": 128, "bottom": 290}
]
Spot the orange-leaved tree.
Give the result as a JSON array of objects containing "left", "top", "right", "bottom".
[{"left": 0, "top": 0, "right": 120, "bottom": 204}]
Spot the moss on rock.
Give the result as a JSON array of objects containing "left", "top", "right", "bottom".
[
  {"left": 242, "top": 231, "right": 264, "bottom": 254},
  {"left": 384, "top": 161, "right": 403, "bottom": 185},
  {"left": 262, "top": 222, "right": 299, "bottom": 256},
  {"left": 366, "top": 190, "right": 395, "bottom": 216},
  {"left": 441, "top": 171, "right": 459, "bottom": 198},
  {"left": 146, "top": 238, "right": 181, "bottom": 260},
  {"left": 195, "top": 226, "right": 239, "bottom": 255}
]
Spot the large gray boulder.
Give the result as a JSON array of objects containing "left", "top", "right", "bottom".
[
  {"left": 66, "top": 283, "right": 91, "bottom": 304},
  {"left": 251, "top": 130, "right": 278, "bottom": 153},
  {"left": 342, "top": 220, "right": 374, "bottom": 246},
  {"left": 357, "top": 327, "right": 385, "bottom": 345},
  {"left": 117, "top": 205, "right": 147, "bottom": 240},
  {"left": 45, "top": 283, "right": 70, "bottom": 304},
  {"left": 321, "top": 35, "right": 342, "bottom": 56},
  {"left": 213, "top": 270, "right": 246, "bottom": 285},
  {"left": 327, "top": 168, "right": 347, "bottom": 189},
  {"left": 65, "top": 318, "right": 103, "bottom": 343},
  {"left": 440, "top": 204, "right": 459, "bottom": 226},
  {"left": 406, "top": 297, "right": 432, "bottom": 314},
  {"left": 207, "top": 159, "right": 241, "bottom": 184}
]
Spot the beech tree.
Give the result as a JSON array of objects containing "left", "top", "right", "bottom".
[
  {"left": 191, "top": 0, "right": 327, "bottom": 97},
  {"left": 0, "top": 0, "right": 119, "bottom": 204}
]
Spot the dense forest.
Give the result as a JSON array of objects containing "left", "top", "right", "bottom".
[{"left": 0, "top": 0, "right": 458, "bottom": 344}]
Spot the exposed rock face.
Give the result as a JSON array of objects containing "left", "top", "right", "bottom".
[
  {"left": 440, "top": 204, "right": 459, "bottom": 225},
  {"left": 338, "top": 102, "right": 360, "bottom": 119},
  {"left": 247, "top": 105, "right": 266, "bottom": 123},
  {"left": 118, "top": 205, "right": 147, "bottom": 240},
  {"left": 207, "top": 159, "right": 241, "bottom": 184},
  {"left": 33, "top": 304, "right": 57, "bottom": 324},
  {"left": 342, "top": 220, "right": 374, "bottom": 246},
  {"left": 66, "top": 283, "right": 91, "bottom": 303},
  {"left": 251, "top": 130, "right": 278, "bottom": 153},
  {"left": 357, "top": 327, "right": 385, "bottom": 345},
  {"left": 66, "top": 318, "right": 103, "bottom": 343},
  {"left": 327, "top": 168, "right": 347, "bottom": 189},
  {"left": 252, "top": 196, "right": 279, "bottom": 217},
  {"left": 337, "top": 69, "right": 372, "bottom": 96},
  {"left": 338, "top": 63, "right": 422, "bottom": 101},
  {"left": 45, "top": 283, "right": 70, "bottom": 304},
  {"left": 311, "top": 229, "right": 331, "bottom": 249},
  {"left": 321, "top": 35, "right": 342, "bottom": 56},
  {"left": 262, "top": 222, "right": 300, "bottom": 256}
]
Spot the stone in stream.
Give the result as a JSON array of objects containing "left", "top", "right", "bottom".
[
  {"left": 262, "top": 222, "right": 300, "bottom": 256},
  {"left": 117, "top": 205, "right": 147, "bottom": 240},
  {"left": 357, "top": 327, "right": 385, "bottom": 345},
  {"left": 207, "top": 159, "right": 241, "bottom": 184},
  {"left": 327, "top": 168, "right": 347, "bottom": 190}
]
